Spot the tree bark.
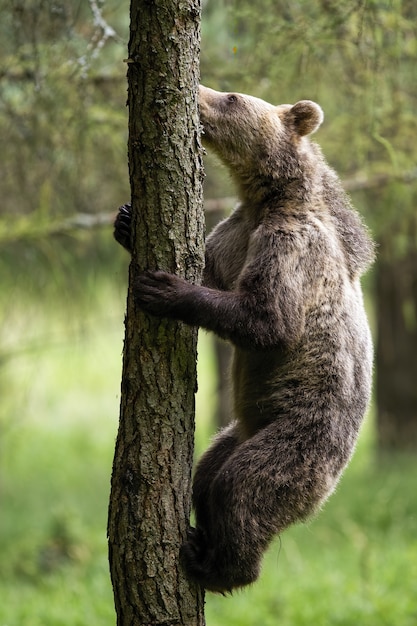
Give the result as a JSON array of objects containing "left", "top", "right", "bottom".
[{"left": 107, "top": 1, "right": 205, "bottom": 624}]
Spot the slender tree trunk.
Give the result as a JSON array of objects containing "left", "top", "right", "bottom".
[{"left": 107, "top": 1, "right": 205, "bottom": 624}]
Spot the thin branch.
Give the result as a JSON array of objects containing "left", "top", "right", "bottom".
[
  {"left": 0, "top": 212, "right": 116, "bottom": 245},
  {"left": 343, "top": 168, "right": 417, "bottom": 191},
  {"left": 90, "top": 0, "right": 117, "bottom": 37},
  {"left": 77, "top": 0, "right": 122, "bottom": 77}
]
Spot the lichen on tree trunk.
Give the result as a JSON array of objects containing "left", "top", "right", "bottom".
[{"left": 107, "top": 1, "right": 205, "bottom": 624}]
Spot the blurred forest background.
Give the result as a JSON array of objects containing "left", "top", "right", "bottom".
[{"left": 1, "top": 1, "right": 416, "bottom": 625}]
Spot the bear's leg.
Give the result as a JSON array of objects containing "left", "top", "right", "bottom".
[
  {"left": 192, "top": 421, "right": 240, "bottom": 525},
  {"left": 181, "top": 422, "right": 241, "bottom": 589},
  {"left": 183, "top": 423, "right": 298, "bottom": 593}
]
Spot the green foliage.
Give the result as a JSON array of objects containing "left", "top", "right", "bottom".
[{"left": 0, "top": 0, "right": 128, "bottom": 224}]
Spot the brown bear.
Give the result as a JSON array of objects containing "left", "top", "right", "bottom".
[{"left": 114, "top": 85, "right": 374, "bottom": 593}]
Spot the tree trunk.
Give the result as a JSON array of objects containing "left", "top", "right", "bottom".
[
  {"left": 376, "top": 221, "right": 417, "bottom": 453},
  {"left": 107, "top": 1, "right": 205, "bottom": 624}
]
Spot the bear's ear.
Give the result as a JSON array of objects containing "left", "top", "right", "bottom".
[{"left": 286, "top": 100, "right": 324, "bottom": 136}]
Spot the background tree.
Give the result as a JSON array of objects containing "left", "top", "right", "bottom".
[{"left": 106, "top": 0, "right": 206, "bottom": 624}]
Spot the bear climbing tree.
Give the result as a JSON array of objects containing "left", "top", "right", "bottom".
[
  {"left": 107, "top": 1, "right": 205, "bottom": 624},
  {"left": 114, "top": 86, "right": 374, "bottom": 594}
]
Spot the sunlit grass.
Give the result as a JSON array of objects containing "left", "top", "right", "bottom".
[{"left": 1, "top": 270, "right": 416, "bottom": 626}]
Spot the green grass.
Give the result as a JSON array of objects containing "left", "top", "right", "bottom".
[{"left": 1, "top": 268, "right": 416, "bottom": 626}]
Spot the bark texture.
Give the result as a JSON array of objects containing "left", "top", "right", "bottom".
[{"left": 107, "top": 1, "right": 205, "bottom": 624}]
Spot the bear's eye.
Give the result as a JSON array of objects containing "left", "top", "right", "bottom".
[{"left": 227, "top": 94, "right": 238, "bottom": 103}]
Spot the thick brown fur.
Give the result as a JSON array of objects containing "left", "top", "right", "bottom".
[{"left": 114, "top": 85, "right": 374, "bottom": 593}]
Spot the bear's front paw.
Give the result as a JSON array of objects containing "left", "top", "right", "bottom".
[
  {"left": 133, "top": 270, "right": 187, "bottom": 317},
  {"left": 114, "top": 203, "right": 132, "bottom": 252}
]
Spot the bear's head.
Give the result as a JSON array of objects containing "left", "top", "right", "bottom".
[{"left": 199, "top": 85, "right": 324, "bottom": 188}]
